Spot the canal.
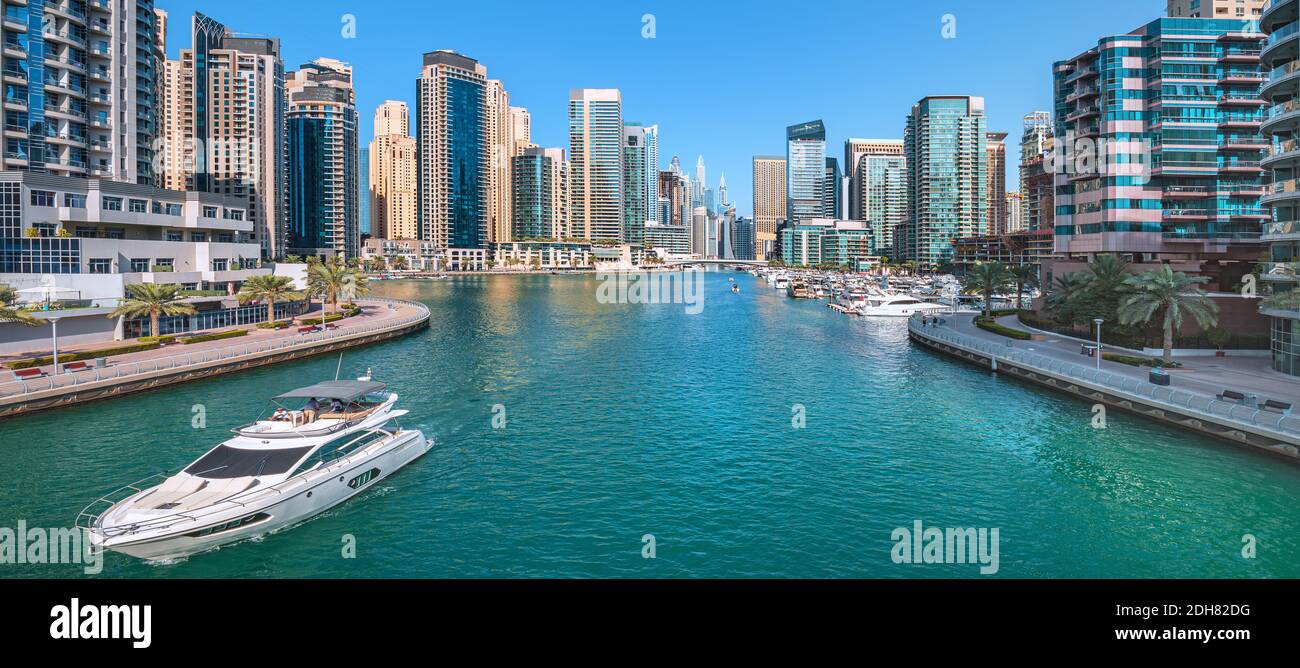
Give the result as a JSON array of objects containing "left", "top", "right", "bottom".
[{"left": 2, "top": 272, "right": 1299, "bottom": 577}]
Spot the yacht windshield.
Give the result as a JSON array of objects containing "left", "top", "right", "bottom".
[{"left": 184, "top": 445, "right": 314, "bottom": 479}]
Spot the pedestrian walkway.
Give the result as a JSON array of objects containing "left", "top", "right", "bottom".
[{"left": 938, "top": 312, "right": 1300, "bottom": 405}]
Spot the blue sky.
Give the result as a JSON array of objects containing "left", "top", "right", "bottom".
[{"left": 159, "top": 0, "right": 1168, "bottom": 217}]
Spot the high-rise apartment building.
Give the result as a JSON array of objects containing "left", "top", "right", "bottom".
[
  {"left": 286, "top": 58, "right": 359, "bottom": 259},
  {"left": 1052, "top": 17, "right": 1266, "bottom": 291},
  {"left": 1019, "top": 112, "right": 1053, "bottom": 223},
  {"left": 568, "top": 88, "right": 623, "bottom": 241},
  {"left": 658, "top": 169, "right": 687, "bottom": 227},
  {"left": 855, "top": 143, "right": 907, "bottom": 257},
  {"left": 1, "top": 0, "right": 162, "bottom": 184},
  {"left": 752, "top": 155, "right": 787, "bottom": 260},
  {"left": 644, "top": 125, "right": 660, "bottom": 223},
  {"left": 901, "top": 96, "right": 988, "bottom": 268},
  {"left": 823, "top": 157, "right": 842, "bottom": 219},
  {"left": 1005, "top": 192, "right": 1025, "bottom": 233},
  {"left": 622, "top": 123, "right": 646, "bottom": 246},
  {"left": 786, "top": 120, "right": 827, "bottom": 226},
  {"left": 1168, "top": 0, "right": 1265, "bottom": 19},
  {"left": 369, "top": 101, "right": 418, "bottom": 240},
  {"left": 1260, "top": 0, "right": 1300, "bottom": 374},
  {"left": 511, "top": 146, "right": 568, "bottom": 240},
  {"left": 417, "top": 50, "right": 488, "bottom": 251},
  {"left": 486, "top": 79, "right": 513, "bottom": 244},
  {"left": 986, "top": 132, "right": 1008, "bottom": 235},
  {"left": 510, "top": 107, "right": 531, "bottom": 156},
  {"left": 170, "top": 13, "right": 286, "bottom": 258}
]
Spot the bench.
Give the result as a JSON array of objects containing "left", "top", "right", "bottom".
[
  {"left": 62, "top": 361, "right": 88, "bottom": 372},
  {"left": 1263, "top": 399, "right": 1293, "bottom": 416},
  {"left": 1218, "top": 390, "right": 1248, "bottom": 404},
  {"left": 297, "top": 326, "right": 318, "bottom": 334},
  {"left": 325, "top": 323, "right": 339, "bottom": 331},
  {"left": 12, "top": 368, "right": 44, "bottom": 380}
]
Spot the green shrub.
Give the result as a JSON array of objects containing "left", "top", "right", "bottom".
[
  {"left": 138, "top": 335, "right": 177, "bottom": 345},
  {"left": 5, "top": 342, "right": 162, "bottom": 369},
  {"left": 256, "top": 320, "right": 293, "bottom": 330},
  {"left": 180, "top": 329, "right": 249, "bottom": 344},
  {"left": 974, "top": 316, "right": 1032, "bottom": 340},
  {"left": 1101, "top": 353, "right": 1182, "bottom": 369}
]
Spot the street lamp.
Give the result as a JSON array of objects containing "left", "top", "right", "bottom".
[
  {"left": 49, "top": 315, "right": 63, "bottom": 375},
  {"left": 1094, "top": 318, "right": 1105, "bottom": 370}
]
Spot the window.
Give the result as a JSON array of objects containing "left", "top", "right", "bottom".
[
  {"left": 74, "top": 226, "right": 97, "bottom": 238},
  {"left": 128, "top": 198, "right": 147, "bottom": 213},
  {"left": 348, "top": 468, "right": 382, "bottom": 489},
  {"left": 129, "top": 258, "right": 149, "bottom": 273},
  {"left": 104, "top": 228, "right": 124, "bottom": 240},
  {"left": 190, "top": 231, "right": 207, "bottom": 242},
  {"left": 183, "top": 445, "right": 313, "bottom": 479},
  {"left": 29, "top": 190, "right": 54, "bottom": 207},
  {"left": 216, "top": 232, "right": 234, "bottom": 243},
  {"left": 223, "top": 209, "right": 244, "bottom": 221},
  {"left": 211, "top": 258, "right": 228, "bottom": 271},
  {"left": 102, "top": 196, "right": 122, "bottom": 211},
  {"left": 154, "top": 258, "right": 174, "bottom": 271},
  {"left": 165, "top": 230, "right": 182, "bottom": 242},
  {"left": 63, "top": 193, "right": 86, "bottom": 208},
  {"left": 203, "top": 206, "right": 218, "bottom": 218},
  {"left": 88, "top": 258, "right": 111, "bottom": 274}
]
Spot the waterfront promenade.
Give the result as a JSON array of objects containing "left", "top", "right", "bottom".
[
  {"left": 0, "top": 298, "right": 430, "bottom": 418},
  {"left": 910, "top": 313, "right": 1300, "bottom": 460}
]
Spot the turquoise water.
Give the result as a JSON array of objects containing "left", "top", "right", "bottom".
[{"left": 2, "top": 272, "right": 1300, "bottom": 578}]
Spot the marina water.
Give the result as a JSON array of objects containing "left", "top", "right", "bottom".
[{"left": 3, "top": 272, "right": 1299, "bottom": 577}]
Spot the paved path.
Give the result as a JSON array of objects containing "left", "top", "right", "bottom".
[
  {"left": 1, "top": 301, "right": 422, "bottom": 376},
  {"left": 934, "top": 313, "right": 1300, "bottom": 405}
]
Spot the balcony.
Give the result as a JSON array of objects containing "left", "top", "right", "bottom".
[
  {"left": 1263, "top": 219, "right": 1300, "bottom": 240},
  {"left": 1163, "top": 208, "right": 1211, "bottom": 220},
  {"left": 1263, "top": 176, "right": 1300, "bottom": 204},
  {"left": 1165, "top": 186, "right": 1209, "bottom": 199},
  {"left": 1262, "top": 262, "right": 1300, "bottom": 281},
  {"left": 1264, "top": 0, "right": 1300, "bottom": 35}
]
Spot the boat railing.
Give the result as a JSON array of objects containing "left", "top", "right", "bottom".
[
  {"left": 0, "top": 299, "right": 430, "bottom": 401},
  {"left": 74, "top": 472, "right": 173, "bottom": 533},
  {"left": 908, "top": 315, "right": 1300, "bottom": 441}
]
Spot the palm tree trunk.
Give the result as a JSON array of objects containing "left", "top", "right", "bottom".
[
  {"left": 150, "top": 307, "right": 159, "bottom": 338},
  {"left": 984, "top": 288, "right": 993, "bottom": 319},
  {"left": 1163, "top": 311, "right": 1174, "bottom": 364},
  {"left": 267, "top": 297, "right": 275, "bottom": 324},
  {"left": 1017, "top": 283, "right": 1024, "bottom": 311}
]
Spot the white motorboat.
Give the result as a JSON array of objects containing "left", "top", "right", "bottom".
[
  {"left": 856, "top": 293, "right": 948, "bottom": 317},
  {"left": 79, "top": 377, "right": 432, "bottom": 561}
]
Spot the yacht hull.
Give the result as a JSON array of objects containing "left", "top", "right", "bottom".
[{"left": 91, "top": 429, "right": 433, "bottom": 561}]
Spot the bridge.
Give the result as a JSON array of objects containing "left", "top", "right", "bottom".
[{"left": 660, "top": 258, "right": 768, "bottom": 267}]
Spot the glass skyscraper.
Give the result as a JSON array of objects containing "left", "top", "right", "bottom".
[
  {"left": 286, "top": 58, "right": 359, "bottom": 258},
  {"left": 568, "top": 88, "right": 623, "bottom": 241},
  {"left": 902, "top": 96, "right": 988, "bottom": 268},
  {"left": 786, "top": 120, "right": 826, "bottom": 225},
  {"left": 417, "top": 51, "right": 488, "bottom": 251}
]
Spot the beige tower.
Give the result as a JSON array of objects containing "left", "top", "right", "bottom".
[
  {"left": 568, "top": 89, "right": 624, "bottom": 241},
  {"left": 752, "top": 155, "right": 787, "bottom": 260},
  {"left": 487, "top": 81, "right": 514, "bottom": 245},
  {"left": 368, "top": 101, "right": 418, "bottom": 240},
  {"left": 986, "top": 132, "right": 1008, "bottom": 236},
  {"left": 510, "top": 107, "right": 532, "bottom": 156}
]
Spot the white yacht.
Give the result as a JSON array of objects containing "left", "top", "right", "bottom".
[
  {"left": 856, "top": 293, "right": 948, "bottom": 317},
  {"left": 79, "top": 378, "right": 432, "bottom": 561}
]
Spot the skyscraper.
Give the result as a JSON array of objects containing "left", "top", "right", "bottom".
[
  {"left": 286, "top": 58, "right": 359, "bottom": 258},
  {"left": 174, "top": 13, "right": 287, "bottom": 258},
  {"left": 1052, "top": 17, "right": 1265, "bottom": 290},
  {"left": 902, "top": 96, "right": 988, "bottom": 268},
  {"left": 369, "top": 101, "right": 418, "bottom": 240},
  {"left": 786, "top": 120, "right": 827, "bottom": 226},
  {"left": 1168, "top": 0, "right": 1265, "bottom": 18},
  {"left": 487, "top": 79, "right": 513, "bottom": 244},
  {"left": 511, "top": 146, "right": 569, "bottom": 240},
  {"left": 622, "top": 123, "right": 647, "bottom": 246},
  {"left": 417, "top": 50, "right": 488, "bottom": 251},
  {"left": 823, "top": 157, "right": 842, "bottom": 219},
  {"left": 510, "top": 107, "right": 532, "bottom": 155},
  {"left": 753, "top": 155, "right": 787, "bottom": 259},
  {"left": 1261, "top": 0, "right": 1300, "bottom": 374},
  {"left": 1019, "top": 112, "right": 1053, "bottom": 223},
  {"left": 855, "top": 142, "right": 907, "bottom": 258},
  {"left": 568, "top": 88, "right": 623, "bottom": 241},
  {"left": 694, "top": 156, "right": 707, "bottom": 206},
  {"left": 0, "top": 0, "right": 162, "bottom": 184},
  {"left": 644, "top": 125, "right": 660, "bottom": 223},
  {"left": 986, "top": 132, "right": 1008, "bottom": 235}
]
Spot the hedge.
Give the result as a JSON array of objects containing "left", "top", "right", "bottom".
[
  {"left": 138, "top": 336, "right": 176, "bottom": 345},
  {"left": 974, "top": 316, "right": 1032, "bottom": 341},
  {"left": 257, "top": 320, "right": 293, "bottom": 330},
  {"left": 1102, "top": 352, "right": 1182, "bottom": 369},
  {"left": 5, "top": 342, "right": 162, "bottom": 369},
  {"left": 181, "top": 329, "right": 249, "bottom": 344}
]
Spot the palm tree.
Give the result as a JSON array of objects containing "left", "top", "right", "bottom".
[
  {"left": 1045, "top": 272, "right": 1092, "bottom": 323},
  {"left": 0, "top": 285, "right": 42, "bottom": 327},
  {"left": 306, "top": 259, "right": 351, "bottom": 314},
  {"left": 338, "top": 268, "right": 371, "bottom": 307},
  {"left": 1117, "top": 266, "right": 1219, "bottom": 365},
  {"left": 237, "top": 274, "right": 305, "bottom": 323},
  {"left": 961, "top": 261, "right": 1015, "bottom": 318},
  {"left": 108, "top": 283, "right": 196, "bottom": 337},
  {"left": 392, "top": 255, "right": 409, "bottom": 271},
  {"left": 1010, "top": 264, "right": 1040, "bottom": 310}
]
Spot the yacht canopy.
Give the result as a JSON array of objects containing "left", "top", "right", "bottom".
[{"left": 276, "top": 380, "right": 386, "bottom": 402}]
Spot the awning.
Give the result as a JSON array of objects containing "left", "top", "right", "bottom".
[{"left": 275, "top": 380, "right": 386, "bottom": 402}]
